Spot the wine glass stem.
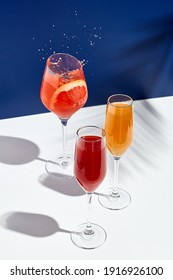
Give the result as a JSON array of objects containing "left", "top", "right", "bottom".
[
  {"left": 61, "top": 120, "right": 68, "bottom": 162},
  {"left": 112, "top": 157, "right": 120, "bottom": 197},
  {"left": 85, "top": 193, "right": 94, "bottom": 235}
]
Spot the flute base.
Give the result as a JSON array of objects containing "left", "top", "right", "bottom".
[
  {"left": 98, "top": 188, "right": 131, "bottom": 210},
  {"left": 71, "top": 223, "right": 107, "bottom": 249},
  {"left": 45, "top": 154, "right": 73, "bottom": 178}
]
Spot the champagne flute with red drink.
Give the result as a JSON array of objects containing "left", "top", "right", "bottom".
[
  {"left": 71, "top": 126, "right": 107, "bottom": 249},
  {"left": 40, "top": 53, "right": 88, "bottom": 176}
]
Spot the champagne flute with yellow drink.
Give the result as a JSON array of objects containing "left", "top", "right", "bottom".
[{"left": 99, "top": 94, "right": 133, "bottom": 210}]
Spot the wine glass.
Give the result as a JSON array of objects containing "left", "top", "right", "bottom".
[
  {"left": 40, "top": 53, "right": 88, "bottom": 176},
  {"left": 99, "top": 94, "right": 133, "bottom": 210},
  {"left": 71, "top": 126, "right": 107, "bottom": 249}
]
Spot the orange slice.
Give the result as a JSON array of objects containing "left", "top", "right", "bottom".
[{"left": 50, "top": 79, "right": 87, "bottom": 109}]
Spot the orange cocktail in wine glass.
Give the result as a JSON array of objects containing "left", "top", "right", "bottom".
[{"left": 40, "top": 53, "right": 88, "bottom": 176}]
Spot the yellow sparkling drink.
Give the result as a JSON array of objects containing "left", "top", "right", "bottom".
[{"left": 105, "top": 103, "right": 133, "bottom": 157}]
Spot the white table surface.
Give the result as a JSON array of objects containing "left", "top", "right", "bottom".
[{"left": 0, "top": 96, "right": 173, "bottom": 260}]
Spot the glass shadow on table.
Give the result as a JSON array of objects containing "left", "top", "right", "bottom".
[
  {"left": 39, "top": 174, "right": 85, "bottom": 197},
  {"left": 0, "top": 136, "right": 40, "bottom": 165},
  {"left": 0, "top": 135, "right": 76, "bottom": 175},
  {"left": 0, "top": 212, "right": 73, "bottom": 237}
]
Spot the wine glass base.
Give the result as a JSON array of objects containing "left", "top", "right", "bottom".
[
  {"left": 98, "top": 188, "right": 131, "bottom": 210},
  {"left": 70, "top": 223, "right": 107, "bottom": 249},
  {"left": 45, "top": 154, "right": 73, "bottom": 178}
]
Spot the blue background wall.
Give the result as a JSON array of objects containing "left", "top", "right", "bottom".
[{"left": 1, "top": 0, "right": 173, "bottom": 119}]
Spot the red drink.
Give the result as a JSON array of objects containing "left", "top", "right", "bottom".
[{"left": 74, "top": 135, "right": 106, "bottom": 192}]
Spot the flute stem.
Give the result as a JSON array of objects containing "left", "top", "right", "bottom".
[
  {"left": 111, "top": 157, "right": 120, "bottom": 198},
  {"left": 84, "top": 193, "right": 94, "bottom": 235}
]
